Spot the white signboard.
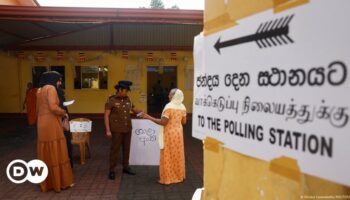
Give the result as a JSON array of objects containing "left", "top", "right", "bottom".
[
  {"left": 193, "top": 0, "right": 350, "bottom": 186},
  {"left": 69, "top": 120, "right": 92, "bottom": 132},
  {"left": 129, "top": 119, "right": 160, "bottom": 165}
]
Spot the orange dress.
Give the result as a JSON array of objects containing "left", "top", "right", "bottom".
[
  {"left": 36, "top": 85, "right": 73, "bottom": 192},
  {"left": 25, "top": 88, "right": 37, "bottom": 125},
  {"left": 159, "top": 109, "right": 186, "bottom": 184}
]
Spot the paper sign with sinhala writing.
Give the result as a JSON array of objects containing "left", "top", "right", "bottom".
[
  {"left": 129, "top": 119, "right": 160, "bottom": 166},
  {"left": 193, "top": 0, "right": 350, "bottom": 186}
]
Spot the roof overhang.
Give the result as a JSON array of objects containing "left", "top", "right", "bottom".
[
  {"left": 0, "top": 6, "right": 203, "bottom": 24},
  {"left": 0, "top": 6, "right": 203, "bottom": 51}
]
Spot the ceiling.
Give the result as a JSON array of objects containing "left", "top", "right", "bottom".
[{"left": 0, "top": 6, "right": 203, "bottom": 51}]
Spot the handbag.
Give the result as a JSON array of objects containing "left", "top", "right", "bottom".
[
  {"left": 158, "top": 126, "right": 164, "bottom": 149},
  {"left": 62, "top": 117, "right": 70, "bottom": 131}
]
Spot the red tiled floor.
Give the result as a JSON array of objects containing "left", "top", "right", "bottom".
[{"left": 0, "top": 117, "right": 203, "bottom": 200}]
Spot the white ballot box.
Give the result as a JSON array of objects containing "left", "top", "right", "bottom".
[
  {"left": 129, "top": 119, "right": 160, "bottom": 165},
  {"left": 69, "top": 120, "right": 92, "bottom": 132}
]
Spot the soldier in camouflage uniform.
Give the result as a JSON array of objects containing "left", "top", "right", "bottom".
[{"left": 104, "top": 80, "right": 142, "bottom": 180}]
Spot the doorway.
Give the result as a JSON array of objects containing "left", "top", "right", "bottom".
[{"left": 147, "top": 66, "right": 177, "bottom": 114}]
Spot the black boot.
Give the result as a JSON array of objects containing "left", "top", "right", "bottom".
[
  {"left": 123, "top": 167, "right": 136, "bottom": 175},
  {"left": 108, "top": 171, "right": 115, "bottom": 180}
]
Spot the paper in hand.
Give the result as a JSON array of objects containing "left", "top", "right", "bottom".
[{"left": 63, "top": 100, "right": 75, "bottom": 106}]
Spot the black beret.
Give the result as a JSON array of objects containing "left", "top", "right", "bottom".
[{"left": 114, "top": 80, "right": 132, "bottom": 90}]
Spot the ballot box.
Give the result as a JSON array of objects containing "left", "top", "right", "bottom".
[{"left": 69, "top": 120, "right": 92, "bottom": 132}]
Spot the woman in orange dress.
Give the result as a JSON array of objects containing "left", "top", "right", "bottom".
[
  {"left": 142, "top": 88, "right": 187, "bottom": 185},
  {"left": 36, "top": 71, "right": 74, "bottom": 192}
]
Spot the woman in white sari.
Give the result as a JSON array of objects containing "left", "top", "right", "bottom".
[{"left": 142, "top": 88, "right": 187, "bottom": 184}]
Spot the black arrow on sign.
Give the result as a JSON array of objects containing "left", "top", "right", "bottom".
[{"left": 214, "top": 14, "right": 294, "bottom": 54}]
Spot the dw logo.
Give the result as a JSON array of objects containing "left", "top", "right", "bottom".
[{"left": 6, "top": 159, "right": 48, "bottom": 184}]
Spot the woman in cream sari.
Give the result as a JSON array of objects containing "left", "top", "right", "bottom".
[{"left": 142, "top": 88, "right": 187, "bottom": 185}]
